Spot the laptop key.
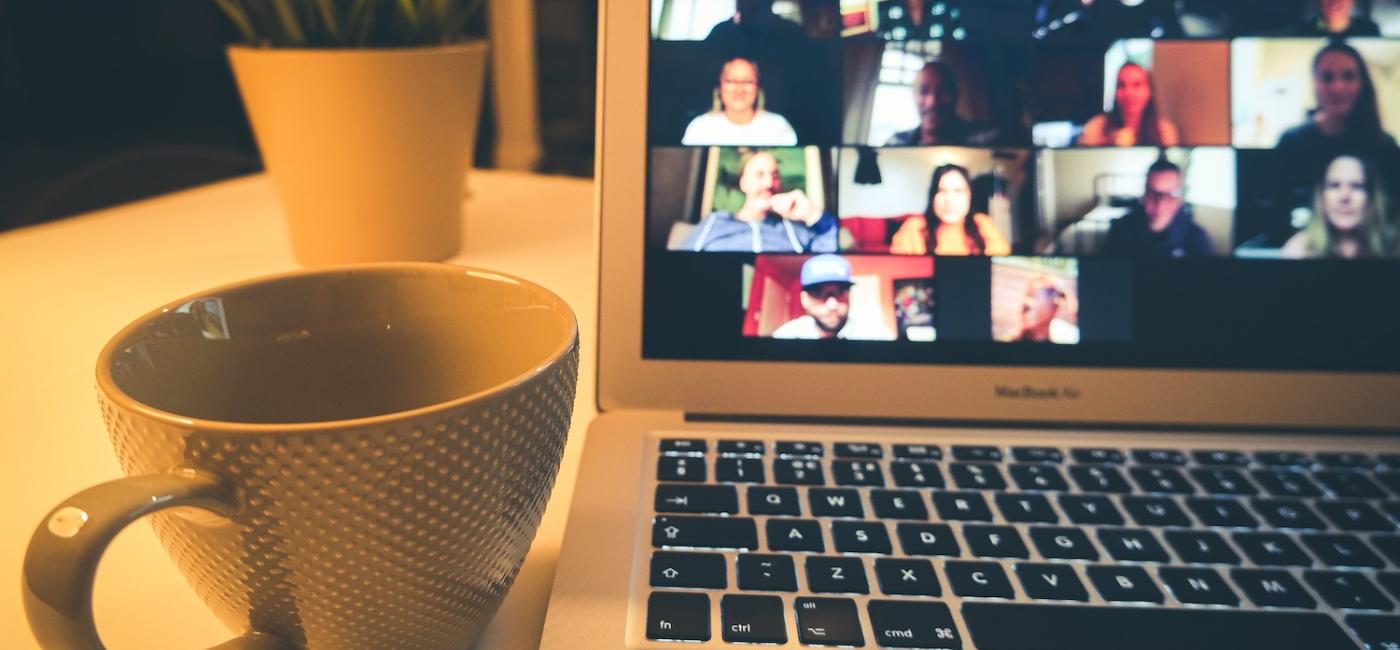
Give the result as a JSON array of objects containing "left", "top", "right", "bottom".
[
  {"left": 1318, "top": 501, "right": 1396, "bottom": 532},
  {"left": 805, "top": 556, "right": 869, "bottom": 594},
  {"left": 834, "top": 442, "right": 882, "bottom": 459},
  {"left": 773, "top": 459, "right": 824, "bottom": 486},
  {"left": 646, "top": 591, "right": 710, "bottom": 642},
  {"left": 1193, "top": 450, "right": 1249, "bottom": 467},
  {"left": 717, "top": 440, "right": 764, "bottom": 457},
  {"left": 1059, "top": 494, "right": 1124, "bottom": 525},
  {"left": 736, "top": 554, "right": 798, "bottom": 592},
  {"left": 1123, "top": 496, "right": 1191, "bottom": 527},
  {"left": 1302, "top": 533, "right": 1385, "bottom": 568},
  {"left": 1251, "top": 470, "right": 1323, "bottom": 497},
  {"left": 1030, "top": 527, "right": 1098, "bottom": 560},
  {"left": 1376, "top": 472, "right": 1400, "bottom": 497},
  {"left": 1305, "top": 571, "right": 1393, "bottom": 611},
  {"left": 890, "top": 460, "right": 946, "bottom": 488},
  {"left": 747, "top": 486, "right": 800, "bottom": 516},
  {"left": 809, "top": 488, "right": 863, "bottom": 518},
  {"left": 1234, "top": 532, "right": 1313, "bottom": 567},
  {"left": 1165, "top": 530, "right": 1240, "bottom": 565},
  {"left": 1159, "top": 567, "right": 1239, "bottom": 606},
  {"left": 874, "top": 558, "right": 941, "bottom": 596},
  {"left": 660, "top": 439, "right": 706, "bottom": 456},
  {"left": 1130, "top": 467, "right": 1196, "bottom": 495},
  {"left": 714, "top": 457, "right": 765, "bottom": 483},
  {"left": 870, "top": 489, "right": 929, "bottom": 520},
  {"left": 794, "top": 598, "right": 863, "bottom": 647},
  {"left": 932, "top": 491, "right": 994, "bottom": 521},
  {"left": 1017, "top": 563, "right": 1089, "bottom": 601},
  {"left": 946, "top": 560, "right": 1015, "bottom": 598},
  {"left": 1372, "top": 536, "right": 1400, "bottom": 566},
  {"left": 950, "top": 463, "right": 1007, "bottom": 490},
  {"left": 1012, "top": 446, "right": 1065, "bottom": 463},
  {"left": 832, "top": 460, "right": 885, "bottom": 487},
  {"left": 1254, "top": 451, "right": 1312, "bottom": 467},
  {"left": 867, "top": 600, "right": 964, "bottom": 649},
  {"left": 960, "top": 603, "right": 1357, "bottom": 649},
  {"left": 1010, "top": 464, "right": 1070, "bottom": 491},
  {"left": 653, "top": 516, "right": 758, "bottom": 551},
  {"left": 963, "top": 524, "right": 1030, "bottom": 559},
  {"left": 1316, "top": 470, "right": 1387, "bottom": 499},
  {"left": 1318, "top": 452, "right": 1375, "bottom": 469},
  {"left": 832, "top": 521, "right": 892, "bottom": 555},
  {"left": 775, "top": 441, "right": 823, "bottom": 458},
  {"left": 1186, "top": 497, "right": 1259, "bottom": 529},
  {"left": 1348, "top": 615, "right": 1400, "bottom": 650},
  {"left": 1069, "top": 465, "right": 1132, "bottom": 493},
  {"left": 953, "top": 445, "right": 1002, "bottom": 462},
  {"left": 657, "top": 456, "right": 705, "bottom": 482},
  {"left": 766, "top": 519, "right": 824, "bottom": 553},
  {"left": 1381, "top": 573, "right": 1400, "bottom": 601},
  {"left": 650, "top": 552, "right": 727, "bottom": 589},
  {"left": 1191, "top": 468, "right": 1258, "bottom": 496},
  {"left": 1133, "top": 449, "right": 1188, "bottom": 466},
  {"left": 893, "top": 444, "right": 942, "bottom": 460},
  {"left": 1071, "top": 447, "right": 1124, "bottom": 464},
  {"left": 1098, "top": 528, "right": 1170, "bottom": 562},
  {"left": 896, "top": 523, "right": 961, "bottom": 556},
  {"left": 655, "top": 484, "right": 738, "bottom": 514},
  {"left": 996, "top": 493, "right": 1059, "bottom": 524},
  {"left": 720, "top": 595, "right": 786, "bottom": 644},
  {"left": 1231, "top": 569, "right": 1316, "bottom": 609},
  {"left": 1251, "top": 498, "right": 1326, "bottom": 530},
  {"left": 1087, "top": 565, "right": 1164, "bottom": 604}
]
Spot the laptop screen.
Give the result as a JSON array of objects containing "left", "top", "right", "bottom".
[{"left": 642, "top": 0, "right": 1400, "bottom": 373}]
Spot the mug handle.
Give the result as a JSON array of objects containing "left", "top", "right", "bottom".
[{"left": 22, "top": 469, "right": 293, "bottom": 650}]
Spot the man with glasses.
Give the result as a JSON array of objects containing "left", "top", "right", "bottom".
[
  {"left": 1104, "top": 159, "right": 1215, "bottom": 257},
  {"left": 772, "top": 254, "right": 896, "bottom": 340}
]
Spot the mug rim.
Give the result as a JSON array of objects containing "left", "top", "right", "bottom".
[{"left": 95, "top": 262, "right": 578, "bottom": 434}]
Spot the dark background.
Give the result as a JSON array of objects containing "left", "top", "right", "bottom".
[{"left": 0, "top": 0, "right": 597, "bottom": 233}]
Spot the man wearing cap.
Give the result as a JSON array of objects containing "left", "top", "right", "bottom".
[
  {"left": 771, "top": 255, "right": 897, "bottom": 341},
  {"left": 684, "top": 150, "right": 839, "bottom": 253}
]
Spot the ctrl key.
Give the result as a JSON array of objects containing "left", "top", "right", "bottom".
[
  {"left": 868, "top": 600, "right": 963, "bottom": 649},
  {"left": 646, "top": 592, "right": 709, "bottom": 642},
  {"left": 796, "top": 597, "right": 864, "bottom": 647}
]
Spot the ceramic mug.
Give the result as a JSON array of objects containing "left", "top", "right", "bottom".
[{"left": 22, "top": 263, "right": 579, "bottom": 650}]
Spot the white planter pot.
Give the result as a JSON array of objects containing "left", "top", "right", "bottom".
[{"left": 229, "top": 42, "right": 487, "bottom": 266}]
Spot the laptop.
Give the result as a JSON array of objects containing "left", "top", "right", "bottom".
[{"left": 542, "top": 1, "right": 1400, "bottom": 648}]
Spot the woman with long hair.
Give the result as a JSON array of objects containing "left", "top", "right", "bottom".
[
  {"left": 1077, "top": 62, "right": 1179, "bottom": 147},
  {"left": 890, "top": 164, "right": 1010, "bottom": 255},
  {"left": 1282, "top": 154, "right": 1394, "bottom": 259},
  {"left": 1278, "top": 41, "right": 1393, "bottom": 152},
  {"left": 681, "top": 57, "right": 798, "bottom": 146}
]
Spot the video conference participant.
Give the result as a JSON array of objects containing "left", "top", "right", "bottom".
[
  {"left": 1295, "top": 0, "right": 1382, "bottom": 36},
  {"left": 885, "top": 61, "right": 1002, "bottom": 147},
  {"left": 682, "top": 57, "right": 798, "bottom": 146},
  {"left": 706, "top": 0, "right": 808, "bottom": 42},
  {"left": 684, "top": 150, "right": 838, "bottom": 253},
  {"left": 772, "top": 254, "right": 896, "bottom": 340},
  {"left": 890, "top": 164, "right": 1011, "bottom": 256},
  {"left": 1104, "top": 159, "right": 1215, "bottom": 257},
  {"left": 1077, "top": 63, "right": 1179, "bottom": 147},
  {"left": 1033, "top": 0, "right": 1183, "bottom": 39},
  {"left": 1282, "top": 154, "right": 1395, "bottom": 258},
  {"left": 1278, "top": 41, "right": 1397, "bottom": 161},
  {"left": 1009, "top": 275, "right": 1080, "bottom": 344}
]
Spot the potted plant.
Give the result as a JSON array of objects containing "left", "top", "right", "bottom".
[{"left": 216, "top": 0, "right": 488, "bottom": 265}]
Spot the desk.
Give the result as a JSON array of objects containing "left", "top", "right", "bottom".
[{"left": 0, "top": 170, "right": 597, "bottom": 649}]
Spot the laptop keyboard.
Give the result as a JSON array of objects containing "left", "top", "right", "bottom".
[{"left": 641, "top": 436, "right": 1400, "bottom": 649}]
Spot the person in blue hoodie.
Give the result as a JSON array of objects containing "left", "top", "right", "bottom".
[{"left": 684, "top": 150, "right": 839, "bottom": 253}]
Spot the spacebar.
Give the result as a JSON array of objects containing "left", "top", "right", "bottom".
[{"left": 962, "top": 603, "right": 1358, "bottom": 650}]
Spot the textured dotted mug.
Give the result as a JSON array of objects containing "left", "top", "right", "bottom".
[{"left": 22, "top": 263, "right": 579, "bottom": 650}]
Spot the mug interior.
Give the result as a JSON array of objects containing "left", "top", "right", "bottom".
[{"left": 100, "top": 265, "right": 574, "bottom": 425}]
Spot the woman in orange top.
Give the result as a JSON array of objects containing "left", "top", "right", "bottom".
[{"left": 891, "top": 163, "right": 1010, "bottom": 255}]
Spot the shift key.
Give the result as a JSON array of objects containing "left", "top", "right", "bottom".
[{"left": 653, "top": 516, "right": 758, "bottom": 550}]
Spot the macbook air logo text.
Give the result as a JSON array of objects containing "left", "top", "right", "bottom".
[{"left": 995, "top": 385, "right": 1082, "bottom": 400}]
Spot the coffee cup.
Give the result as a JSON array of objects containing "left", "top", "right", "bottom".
[{"left": 22, "top": 263, "right": 579, "bottom": 649}]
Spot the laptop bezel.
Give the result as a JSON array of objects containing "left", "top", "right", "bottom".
[{"left": 595, "top": 0, "right": 1400, "bottom": 429}]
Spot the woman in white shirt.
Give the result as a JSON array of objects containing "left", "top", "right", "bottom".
[
  {"left": 1077, "top": 62, "right": 1179, "bottom": 148},
  {"left": 682, "top": 57, "right": 798, "bottom": 146}
]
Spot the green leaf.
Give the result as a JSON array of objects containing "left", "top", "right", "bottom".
[
  {"left": 213, "top": 0, "right": 258, "bottom": 43},
  {"left": 310, "top": 0, "right": 342, "bottom": 44},
  {"left": 271, "top": 0, "right": 307, "bottom": 46}
]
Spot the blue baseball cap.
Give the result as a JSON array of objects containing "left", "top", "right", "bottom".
[{"left": 800, "top": 254, "right": 853, "bottom": 288}]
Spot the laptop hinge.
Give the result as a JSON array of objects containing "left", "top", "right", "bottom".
[{"left": 683, "top": 412, "right": 1399, "bottom": 437}]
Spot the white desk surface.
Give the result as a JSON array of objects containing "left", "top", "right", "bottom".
[{"left": 0, "top": 170, "right": 598, "bottom": 649}]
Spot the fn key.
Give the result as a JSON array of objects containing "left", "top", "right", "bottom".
[{"left": 646, "top": 592, "right": 709, "bottom": 642}]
